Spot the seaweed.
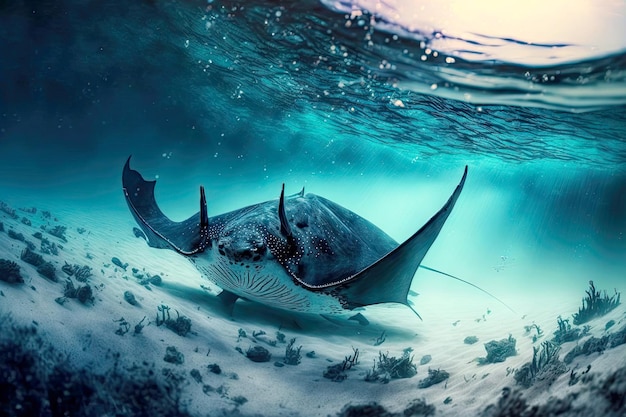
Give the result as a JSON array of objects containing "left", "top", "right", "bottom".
[
  {"left": 24, "top": 240, "right": 36, "bottom": 251},
  {"left": 323, "top": 364, "right": 348, "bottom": 382},
  {"left": 40, "top": 237, "right": 59, "bottom": 255},
  {"left": 481, "top": 388, "right": 536, "bottom": 417},
  {"left": 563, "top": 324, "right": 626, "bottom": 364},
  {"left": 156, "top": 305, "right": 192, "bottom": 337},
  {"left": 404, "top": 398, "right": 436, "bottom": 416},
  {"left": 418, "top": 368, "right": 450, "bottom": 389},
  {"left": 324, "top": 348, "right": 360, "bottom": 382},
  {"left": 20, "top": 247, "right": 44, "bottom": 267},
  {"left": 479, "top": 335, "right": 516, "bottom": 364},
  {"left": 608, "top": 324, "right": 626, "bottom": 348},
  {"left": 76, "top": 284, "right": 93, "bottom": 304},
  {"left": 552, "top": 316, "right": 589, "bottom": 344},
  {"left": 114, "top": 318, "right": 131, "bottom": 336},
  {"left": 190, "top": 369, "right": 203, "bottom": 384},
  {"left": 0, "top": 315, "right": 191, "bottom": 417},
  {"left": 600, "top": 365, "right": 626, "bottom": 412},
  {"left": 336, "top": 403, "right": 396, "bottom": 417},
  {"left": 563, "top": 335, "right": 609, "bottom": 364},
  {"left": 0, "top": 201, "right": 18, "bottom": 219},
  {"left": 36, "top": 261, "right": 57, "bottom": 282},
  {"left": 231, "top": 395, "right": 248, "bottom": 406},
  {"left": 284, "top": 337, "right": 302, "bottom": 365},
  {"left": 134, "top": 317, "right": 147, "bottom": 335},
  {"left": 63, "top": 280, "right": 93, "bottom": 304},
  {"left": 481, "top": 373, "right": 626, "bottom": 417},
  {"left": 523, "top": 324, "right": 544, "bottom": 343},
  {"left": 573, "top": 280, "right": 620, "bottom": 325},
  {"left": 342, "top": 347, "right": 360, "bottom": 369},
  {"left": 252, "top": 330, "right": 266, "bottom": 338},
  {"left": 514, "top": 341, "right": 565, "bottom": 388},
  {"left": 48, "top": 225, "right": 68, "bottom": 242},
  {"left": 336, "top": 398, "right": 435, "bottom": 417},
  {"left": 246, "top": 346, "right": 271, "bottom": 363},
  {"left": 61, "top": 262, "right": 92, "bottom": 282},
  {"left": 568, "top": 364, "right": 592, "bottom": 386},
  {"left": 237, "top": 328, "right": 247, "bottom": 341},
  {"left": 208, "top": 363, "right": 222, "bottom": 374},
  {"left": 365, "top": 349, "right": 417, "bottom": 383},
  {"left": 8, "top": 229, "right": 25, "bottom": 242},
  {"left": 0, "top": 259, "right": 23, "bottom": 284}
]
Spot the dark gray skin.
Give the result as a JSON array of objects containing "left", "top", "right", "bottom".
[{"left": 122, "top": 157, "right": 468, "bottom": 317}]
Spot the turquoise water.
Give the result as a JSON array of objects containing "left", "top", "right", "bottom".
[{"left": 0, "top": 1, "right": 625, "bottom": 416}]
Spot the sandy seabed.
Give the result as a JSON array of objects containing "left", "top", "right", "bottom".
[{"left": 0, "top": 198, "right": 625, "bottom": 417}]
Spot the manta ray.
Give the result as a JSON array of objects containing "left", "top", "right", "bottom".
[{"left": 122, "top": 158, "right": 470, "bottom": 318}]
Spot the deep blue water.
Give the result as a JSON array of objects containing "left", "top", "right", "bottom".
[{"left": 0, "top": 0, "right": 625, "bottom": 290}]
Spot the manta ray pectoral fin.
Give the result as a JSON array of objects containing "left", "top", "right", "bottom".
[
  {"left": 338, "top": 166, "right": 468, "bottom": 315},
  {"left": 122, "top": 156, "right": 206, "bottom": 255},
  {"left": 278, "top": 183, "right": 293, "bottom": 238}
]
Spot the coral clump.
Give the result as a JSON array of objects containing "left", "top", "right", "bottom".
[
  {"left": 479, "top": 335, "right": 517, "bottom": 364},
  {"left": 365, "top": 349, "right": 417, "bottom": 383},
  {"left": 418, "top": 368, "right": 450, "bottom": 389},
  {"left": 552, "top": 316, "right": 589, "bottom": 344},
  {"left": 573, "top": 281, "right": 620, "bottom": 325},
  {"left": 284, "top": 338, "right": 302, "bottom": 365},
  {"left": 0, "top": 259, "right": 23, "bottom": 284},
  {"left": 156, "top": 305, "right": 192, "bottom": 337},
  {"left": 514, "top": 341, "right": 565, "bottom": 388}
]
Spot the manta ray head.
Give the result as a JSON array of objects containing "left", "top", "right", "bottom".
[{"left": 216, "top": 225, "right": 268, "bottom": 263}]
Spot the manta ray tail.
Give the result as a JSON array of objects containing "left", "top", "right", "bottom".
[
  {"left": 419, "top": 265, "right": 516, "bottom": 313},
  {"left": 122, "top": 156, "right": 206, "bottom": 255},
  {"left": 339, "top": 166, "right": 468, "bottom": 317}
]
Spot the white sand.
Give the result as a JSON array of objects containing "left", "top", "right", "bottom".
[{"left": 1, "top": 199, "right": 625, "bottom": 416}]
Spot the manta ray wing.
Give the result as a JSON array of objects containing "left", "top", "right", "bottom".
[
  {"left": 122, "top": 157, "right": 207, "bottom": 254},
  {"left": 336, "top": 166, "right": 468, "bottom": 310}
]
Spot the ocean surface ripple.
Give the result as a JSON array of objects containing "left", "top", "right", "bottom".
[{"left": 0, "top": 0, "right": 624, "bottom": 168}]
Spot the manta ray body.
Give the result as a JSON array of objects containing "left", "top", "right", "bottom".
[{"left": 122, "top": 158, "right": 467, "bottom": 316}]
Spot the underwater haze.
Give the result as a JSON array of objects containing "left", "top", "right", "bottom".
[{"left": 1, "top": 1, "right": 626, "bottom": 416}]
